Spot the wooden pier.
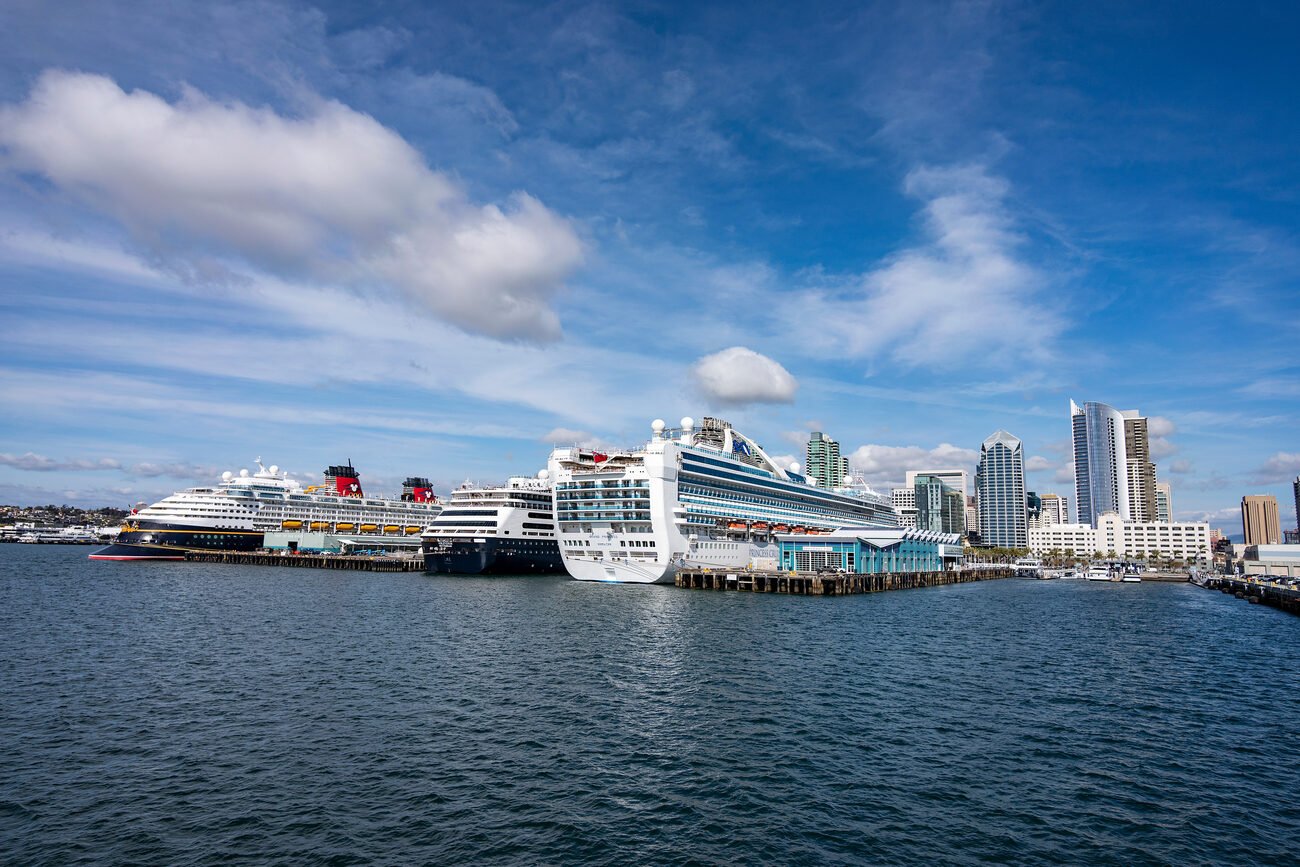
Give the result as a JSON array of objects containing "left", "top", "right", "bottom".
[
  {"left": 675, "top": 568, "right": 1011, "bottom": 596},
  {"left": 184, "top": 550, "right": 425, "bottom": 572},
  {"left": 1199, "top": 575, "right": 1300, "bottom": 616}
]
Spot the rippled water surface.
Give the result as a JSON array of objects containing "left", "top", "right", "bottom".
[{"left": 2, "top": 546, "right": 1298, "bottom": 865}]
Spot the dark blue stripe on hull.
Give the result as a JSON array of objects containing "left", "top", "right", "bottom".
[
  {"left": 89, "top": 542, "right": 188, "bottom": 560},
  {"left": 423, "top": 538, "right": 564, "bottom": 575}
]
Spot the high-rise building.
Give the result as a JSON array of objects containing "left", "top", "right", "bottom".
[
  {"left": 806, "top": 432, "right": 848, "bottom": 490},
  {"left": 1071, "top": 399, "right": 1127, "bottom": 526},
  {"left": 890, "top": 487, "right": 918, "bottom": 529},
  {"left": 1241, "top": 495, "right": 1282, "bottom": 545},
  {"left": 1026, "top": 491, "right": 1042, "bottom": 527},
  {"left": 965, "top": 497, "right": 978, "bottom": 539},
  {"left": 914, "top": 474, "right": 965, "bottom": 535},
  {"left": 905, "top": 469, "right": 969, "bottom": 503},
  {"left": 1122, "top": 413, "right": 1158, "bottom": 522},
  {"left": 1293, "top": 476, "right": 1300, "bottom": 533},
  {"left": 1039, "top": 493, "right": 1068, "bottom": 526},
  {"left": 1155, "top": 482, "right": 1173, "bottom": 523},
  {"left": 976, "top": 430, "right": 1027, "bottom": 548}
]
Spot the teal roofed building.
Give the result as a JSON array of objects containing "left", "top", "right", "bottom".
[{"left": 777, "top": 526, "right": 963, "bottom": 574}]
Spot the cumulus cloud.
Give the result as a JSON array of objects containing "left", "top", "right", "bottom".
[
  {"left": 0, "top": 452, "right": 121, "bottom": 472},
  {"left": 1253, "top": 451, "right": 1300, "bottom": 483},
  {"left": 1147, "top": 416, "right": 1176, "bottom": 437},
  {"left": 845, "top": 442, "right": 977, "bottom": 491},
  {"left": 0, "top": 70, "right": 582, "bottom": 341},
  {"left": 1053, "top": 463, "right": 1075, "bottom": 484},
  {"left": 1169, "top": 459, "right": 1194, "bottom": 475},
  {"left": 692, "top": 346, "right": 798, "bottom": 405},
  {"left": 789, "top": 163, "right": 1060, "bottom": 367},
  {"left": 1025, "top": 455, "right": 1053, "bottom": 472}
]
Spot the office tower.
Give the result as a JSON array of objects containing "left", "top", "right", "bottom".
[
  {"left": 915, "top": 474, "right": 965, "bottom": 535},
  {"left": 965, "top": 497, "right": 978, "bottom": 538},
  {"left": 977, "top": 430, "right": 1027, "bottom": 547},
  {"left": 1240, "top": 495, "right": 1282, "bottom": 545},
  {"left": 1155, "top": 482, "right": 1173, "bottom": 523},
  {"left": 1040, "top": 493, "right": 1068, "bottom": 526},
  {"left": 805, "top": 432, "right": 848, "bottom": 489},
  {"left": 1294, "top": 476, "right": 1300, "bottom": 533},
  {"left": 1071, "top": 400, "right": 1130, "bottom": 527},
  {"left": 891, "top": 487, "right": 918, "bottom": 529},
  {"left": 905, "top": 469, "right": 969, "bottom": 503},
  {"left": 1026, "top": 491, "right": 1042, "bottom": 528},
  {"left": 1123, "top": 413, "right": 1157, "bottom": 522}
]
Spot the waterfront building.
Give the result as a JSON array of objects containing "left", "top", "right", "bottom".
[
  {"left": 1155, "top": 482, "right": 1173, "bottom": 523},
  {"left": 1123, "top": 413, "right": 1158, "bottom": 523},
  {"left": 777, "top": 526, "right": 963, "bottom": 574},
  {"left": 806, "top": 431, "right": 849, "bottom": 490},
  {"left": 914, "top": 473, "right": 965, "bottom": 535},
  {"left": 976, "top": 430, "right": 1027, "bottom": 548},
  {"left": 1241, "top": 544, "right": 1300, "bottom": 578},
  {"left": 1241, "top": 495, "right": 1282, "bottom": 545},
  {"left": 1071, "top": 400, "right": 1131, "bottom": 527},
  {"left": 1028, "top": 512, "right": 1211, "bottom": 563},
  {"left": 1040, "top": 493, "right": 1069, "bottom": 526},
  {"left": 890, "top": 487, "right": 918, "bottom": 529}
]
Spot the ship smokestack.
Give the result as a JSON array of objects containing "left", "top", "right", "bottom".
[
  {"left": 324, "top": 461, "right": 364, "bottom": 497},
  {"left": 402, "top": 477, "right": 435, "bottom": 502}
]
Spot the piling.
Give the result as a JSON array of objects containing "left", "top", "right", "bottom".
[
  {"left": 674, "top": 568, "right": 1012, "bottom": 596},
  {"left": 184, "top": 550, "right": 424, "bottom": 572},
  {"left": 1198, "top": 575, "right": 1300, "bottom": 616}
]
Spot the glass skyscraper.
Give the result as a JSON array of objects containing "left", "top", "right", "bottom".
[
  {"left": 976, "top": 430, "right": 1027, "bottom": 548},
  {"left": 805, "top": 431, "right": 848, "bottom": 490},
  {"left": 1071, "top": 399, "right": 1131, "bottom": 527}
]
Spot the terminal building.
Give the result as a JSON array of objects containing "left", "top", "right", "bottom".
[
  {"left": 1027, "top": 512, "right": 1210, "bottom": 562},
  {"left": 777, "top": 526, "right": 963, "bottom": 574}
]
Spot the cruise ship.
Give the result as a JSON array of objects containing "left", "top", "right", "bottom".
[
  {"left": 548, "top": 416, "right": 899, "bottom": 584},
  {"left": 89, "top": 460, "right": 441, "bottom": 560},
  {"left": 420, "top": 472, "right": 563, "bottom": 575}
]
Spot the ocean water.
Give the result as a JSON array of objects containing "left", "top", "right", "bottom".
[{"left": 1, "top": 545, "right": 1297, "bottom": 865}]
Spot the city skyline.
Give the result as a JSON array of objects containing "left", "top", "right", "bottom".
[{"left": 0, "top": 2, "right": 1297, "bottom": 539}]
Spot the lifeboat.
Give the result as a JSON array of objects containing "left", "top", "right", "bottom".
[
  {"left": 335, "top": 523, "right": 355, "bottom": 532},
  {"left": 727, "top": 521, "right": 747, "bottom": 530},
  {"left": 405, "top": 526, "right": 422, "bottom": 535},
  {"left": 309, "top": 521, "right": 329, "bottom": 531},
  {"left": 791, "top": 526, "right": 807, "bottom": 534},
  {"left": 773, "top": 524, "right": 790, "bottom": 533},
  {"left": 383, "top": 525, "right": 400, "bottom": 534},
  {"left": 281, "top": 520, "right": 303, "bottom": 529},
  {"left": 360, "top": 524, "right": 379, "bottom": 533},
  {"left": 752, "top": 522, "right": 770, "bottom": 531}
]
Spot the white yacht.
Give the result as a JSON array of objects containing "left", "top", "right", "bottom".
[
  {"left": 1013, "top": 557, "right": 1043, "bottom": 578},
  {"left": 1085, "top": 565, "right": 1112, "bottom": 582},
  {"left": 90, "top": 460, "right": 441, "bottom": 560},
  {"left": 421, "top": 472, "right": 563, "bottom": 575},
  {"left": 548, "top": 416, "right": 899, "bottom": 584}
]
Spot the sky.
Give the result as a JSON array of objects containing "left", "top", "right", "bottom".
[{"left": 0, "top": 0, "right": 1297, "bottom": 537}]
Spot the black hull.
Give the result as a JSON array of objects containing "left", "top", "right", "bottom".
[
  {"left": 423, "top": 538, "right": 564, "bottom": 575},
  {"left": 90, "top": 523, "right": 263, "bottom": 560}
]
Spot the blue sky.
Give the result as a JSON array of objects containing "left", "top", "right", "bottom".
[{"left": 0, "top": 0, "right": 1296, "bottom": 536}]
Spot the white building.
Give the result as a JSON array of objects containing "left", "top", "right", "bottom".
[
  {"left": 1155, "top": 482, "right": 1173, "bottom": 523},
  {"left": 1039, "top": 493, "right": 1069, "bottom": 527},
  {"left": 1028, "top": 511, "right": 1210, "bottom": 562},
  {"left": 905, "top": 469, "right": 969, "bottom": 502},
  {"left": 890, "top": 487, "right": 918, "bottom": 529}
]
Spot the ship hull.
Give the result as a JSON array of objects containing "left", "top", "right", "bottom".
[
  {"left": 89, "top": 524, "right": 263, "bottom": 560},
  {"left": 423, "top": 538, "right": 564, "bottom": 575}
]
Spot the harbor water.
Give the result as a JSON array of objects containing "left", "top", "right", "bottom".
[{"left": 2, "top": 545, "right": 1297, "bottom": 864}]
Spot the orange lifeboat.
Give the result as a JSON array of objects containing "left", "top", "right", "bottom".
[
  {"left": 727, "top": 521, "right": 747, "bottom": 530},
  {"left": 773, "top": 524, "right": 790, "bottom": 533},
  {"left": 335, "top": 522, "right": 356, "bottom": 532},
  {"left": 791, "top": 526, "right": 807, "bottom": 534},
  {"left": 404, "top": 526, "right": 422, "bottom": 535},
  {"left": 383, "top": 524, "right": 400, "bottom": 534},
  {"left": 752, "top": 522, "right": 769, "bottom": 531},
  {"left": 309, "top": 521, "right": 329, "bottom": 531},
  {"left": 281, "top": 520, "right": 303, "bottom": 530},
  {"left": 359, "top": 523, "right": 379, "bottom": 533}
]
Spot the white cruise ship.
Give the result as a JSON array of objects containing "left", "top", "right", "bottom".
[
  {"left": 90, "top": 460, "right": 441, "bottom": 560},
  {"left": 548, "top": 416, "right": 899, "bottom": 584},
  {"left": 420, "top": 471, "right": 563, "bottom": 575}
]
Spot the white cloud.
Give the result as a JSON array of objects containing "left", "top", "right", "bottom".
[
  {"left": 1254, "top": 451, "right": 1300, "bottom": 483},
  {"left": 0, "top": 70, "right": 582, "bottom": 341},
  {"left": 1053, "top": 463, "right": 1075, "bottom": 484},
  {"left": 1169, "top": 459, "right": 1193, "bottom": 474},
  {"left": 691, "top": 346, "right": 798, "bottom": 405},
  {"left": 845, "top": 442, "right": 978, "bottom": 491},
  {"left": 1025, "top": 455, "right": 1053, "bottom": 472},
  {"left": 0, "top": 452, "right": 121, "bottom": 472},
  {"left": 787, "top": 163, "right": 1061, "bottom": 367},
  {"left": 1148, "top": 416, "right": 1176, "bottom": 437}
]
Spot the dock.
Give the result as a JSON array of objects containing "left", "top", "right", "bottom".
[
  {"left": 1198, "top": 575, "right": 1300, "bottom": 616},
  {"left": 675, "top": 567, "right": 1011, "bottom": 596},
  {"left": 184, "top": 550, "right": 425, "bottom": 572}
]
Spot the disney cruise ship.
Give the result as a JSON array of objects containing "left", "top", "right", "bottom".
[
  {"left": 548, "top": 417, "right": 898, "bottom": 584},
  {"left": 420, "top": 471, "right": 563, "bottom": 575},
  {"left": 89, "top": 460, "right": 441, "bottom": 560}
]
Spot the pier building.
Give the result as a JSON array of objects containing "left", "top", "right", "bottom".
[{"left": 776, "top": 526, "right": 963, "bottom": 574}]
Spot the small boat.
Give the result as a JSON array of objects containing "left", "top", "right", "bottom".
[
  {"left": 335, "top": 523, "right": 356, "bottom": 532},
  {"left": 360, "top": 524, "right": 379, "bottom": 533},
  {"left": 727, "top": 521, "right": 747, "bottom": 530},
  {"left": 773, "top": 524, "right": 790, "bottom": 533},
  {"left": 1085, "top": 567, "right": 1111, "bottom": 582},
  {"left": 752, "top": 521, "right": 769, "bottom": 531},
  {"left": 404, "top": 526, "right": 422, "bottom": 535},
  {"left": 281, "top": 520, "right": 303, "bottom": 529},
  {"left": 791, "top": 526, "right": 807, "bottom": 534},
  {"left": 383, "top": 525, "right": 400, "bottom": 534},
  {"left": 309, "top": 521, "right": 329, "bottom": 530},
  {"left": 1121, "top": 573, "right": 1142, "bottom": 583}
]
